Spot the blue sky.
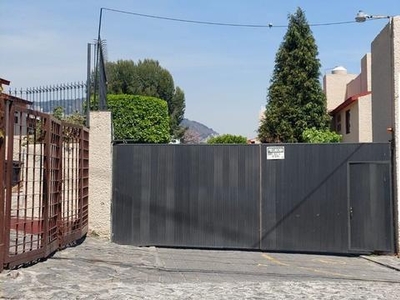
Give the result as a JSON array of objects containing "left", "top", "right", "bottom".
[{"left": 1, "top": 1, "right": 398, "bottom": 138}]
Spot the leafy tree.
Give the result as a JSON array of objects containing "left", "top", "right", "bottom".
[
  {"left": 65, "top": 112, "right": 85, "bottom": 126},
  {"left": 170, "top": 87, "right": 186, "bottom": 139},
  {"left": 106, "top": 59, "right": 185, "bottom": 139},
  {"left": 108, "top": 94, "right": 170, "bottom": 143},
  {"left": 207, "top": 134, "right": 248, "bottom": 144},
  {"left": 52, "top": 106, "right": 85, "bottom": 126},
  {"left": 106, "top": 60, "right": 137, "bottom": 94},
  {"left": 53, "top": 106, "right": 64, "bottom": 120},
  {"left": 258, "top": 8, "right": 330, "bottom": 143},
  {"left": 135, "top": 59, "right": 175, "bottom": 102},
  {"left": 302, "top": 128, "right": 342, "bottom": 143}
]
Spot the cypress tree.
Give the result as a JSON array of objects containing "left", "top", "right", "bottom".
[{"left": 258, "top": 7, "right": 329, "bottom": 143}]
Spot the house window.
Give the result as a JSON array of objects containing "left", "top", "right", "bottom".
[
  {"left": 345, "top": 110, "right": 351, "bottom": 134},
  {"left": 336, "top": 114, "right": 341, "bottom": 132}
]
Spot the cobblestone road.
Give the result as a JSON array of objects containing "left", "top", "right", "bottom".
[{"left": 0, "top": 237, "right": 399, "bottom": 299}]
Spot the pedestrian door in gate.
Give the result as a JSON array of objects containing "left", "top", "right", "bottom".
[{"left": 348, "top": 162, "right": 394, "bottom": 253}]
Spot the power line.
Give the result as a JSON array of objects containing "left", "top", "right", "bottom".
[
  {"left": 102, "top": 7, "right": 276, "bottom": 28},
  {"left": 308, "top": 20, "right": 358, "bottom": 27},
  {"left": 101, "top": 7, "right": 373, "bottom": 29}
]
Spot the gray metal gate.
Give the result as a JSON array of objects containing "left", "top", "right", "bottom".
[
  {"left": 112, "top": 145, "right": 260, "bottom": 249},
  {"left": 348, "top": 162, "right": 393, "bottom": 252},
  {"left": 112, "top": 143, "right": 395, "bottom": 254},
  {"left": 260, "top": 143, "right": 394, "bottom": 254}
]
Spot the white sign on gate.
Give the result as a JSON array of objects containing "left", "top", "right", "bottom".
[{"left": 266, "top": 146, "right": 285, "bottom": 160}]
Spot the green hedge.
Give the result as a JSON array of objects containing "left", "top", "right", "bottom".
[
  {"left": 108, "top": 94, "right": 170, "bottom": 143},
  {"left": 207, "top": 134, "right": 248, "bottom": 144}
]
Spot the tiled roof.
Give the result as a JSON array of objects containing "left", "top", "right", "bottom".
[{"left": 0, "top": 78, "right": 10, "bottom": 86}]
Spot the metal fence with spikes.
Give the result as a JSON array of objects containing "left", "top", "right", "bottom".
[{"left": 8, "top": 82, "right": 87, "bottom": 117}]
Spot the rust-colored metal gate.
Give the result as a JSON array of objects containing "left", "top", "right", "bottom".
[{"left": 0, "top": 94, "right": 89, "bottom": 271}]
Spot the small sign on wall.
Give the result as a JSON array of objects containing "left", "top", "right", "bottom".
[{"left": 267, "top": 146, "right": 285, "bottom": 160}]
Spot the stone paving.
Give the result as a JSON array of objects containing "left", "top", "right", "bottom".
[{"left": 0, "top": 237, "right": 399, "bottom": 299}]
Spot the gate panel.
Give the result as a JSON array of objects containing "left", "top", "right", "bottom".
[
  {"left": 3, "top": 104, "right": 49, "bottom": 268},
  {"left": 1, "top": 97, "right": 89, "bottom": 270},
  {"left": 112, "top": 144, "right": 261, "bottom": 249},
  {"left": 0, "top": 94, "right": 5, "bottom": 272},
  {"left": 260, "top": 143, "right": 393, "bottom": 254},
  {"left": 348, "top": 162, "right": 394, "bottom": 253},
  {"left": 44, "top": 117, "right": 62, "bottom": 256},
  {"left": 60, "top": 123, "right": 79, "bottom": 245},
  {"left": 59, "top": 124, "right": 89, "bottom": 247},
  {"left": 80, "top": 128, "right": 89, "bottom": 237}
]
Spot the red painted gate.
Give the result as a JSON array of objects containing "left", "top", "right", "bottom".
[{"left": 0, "top": 92, "right": 89, "bottom": 271}]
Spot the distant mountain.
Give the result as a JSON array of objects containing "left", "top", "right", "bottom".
[
  {"left": 180, "top": 118, "right": 218, "bottom": 143},
  {"left": 32, "top": 99, "right": 85, "bottom": 116}
]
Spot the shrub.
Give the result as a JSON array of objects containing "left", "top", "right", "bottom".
[
  {"left": 108, "top": 94, "right": 170, "bottom": 143},
  {"left": 207, "top": 134, "right": 248, "bottom": 144},
  {"left": 302, "top": 128, "right": 342, "bottom": 143}
]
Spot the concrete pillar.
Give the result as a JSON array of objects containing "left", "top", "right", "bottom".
[{"left": 88, "top": 111, "right": 112, "bottom": 239}]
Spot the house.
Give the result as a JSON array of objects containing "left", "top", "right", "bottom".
[
  {"left": 0, "top": 78, "right": 10, "bottom": 92},
  {"left": 323, "top": 54, "right": 372, "bottom": 142},
  {"left": 0, "top": 78, "right": 11, "bottom": 122},
  {"left": 0, "top": 77, "right": 34, "bottom": 135},
  {"left": 370, "top": 17, "right": 400, "bottom": 143},
  {"left": 309, "top": 17, "right": 400, "bottom": 252}
]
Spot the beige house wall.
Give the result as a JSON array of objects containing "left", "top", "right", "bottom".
[
  {"left": 330, "top": 95, "right": 371, "bottom": 143},
  {"left": 371, "top": 21, "right": 395, "bottom": 143},
  {"left": 346, "top": 75, "right": 362, "bottom": 99},
  {"left": 357, "top": 94, "right": 372, "bottom": 142},
  {"left": 334, "top": 110, "right": 345, "bottom": 137},
  {"left": 89, "top": 111, "right": 112, "bottom": 239},
  {"left": 372, "top": 16, "right": 400, "bottom": 253},
  {"left": 346, "top": 54, "right": 372, "bottom": 98},
  {"left": 361, "top": 53, "right": 372, "bottom": 92},
  {"left": 340, "top": 102, "right": 359, "bottom": 143},
  {"left": 324, "top": 73, "right": 357, "bottom": 111},
  {"left": 393, "top": 17, "right": 400, "bottom": 254}
]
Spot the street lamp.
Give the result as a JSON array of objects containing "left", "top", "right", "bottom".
[{"left": 355, "top": 10, "right": 390, "bottom": 22}]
